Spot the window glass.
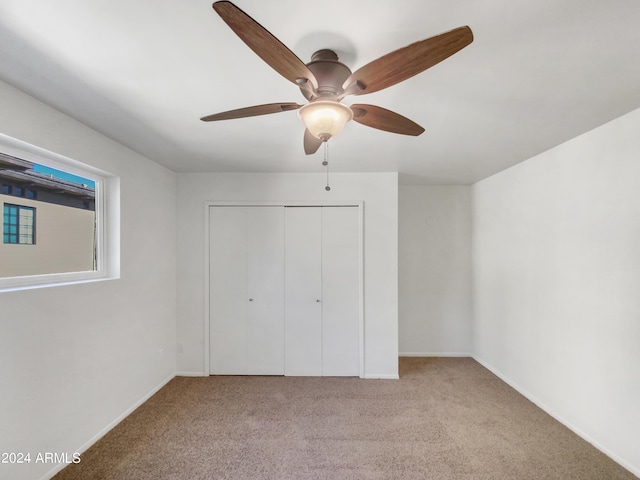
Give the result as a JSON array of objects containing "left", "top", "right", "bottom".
[{"left": 0, "top": 162, "right": 95, "bottom": 277}]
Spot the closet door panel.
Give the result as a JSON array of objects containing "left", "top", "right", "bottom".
[
  {"left": 322, "top": 207, "right": 360, "bottom": 376},
  {"left": 246, "top": 207, "right": 285, "bottom": 375},
  {"left": 284, "top": 207, "right": 322, "bottom": 376},
  {"left": 209, "top": 207, "right": 247, "bottom": 374}
]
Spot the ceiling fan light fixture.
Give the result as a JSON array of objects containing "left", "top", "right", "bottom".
[{"left": 298, "top": 101, "right": 353, "bottom": 141}]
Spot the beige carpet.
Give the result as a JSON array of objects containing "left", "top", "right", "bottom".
[{"left": 54, "top": 357, "right": 638, "bottom": 480}]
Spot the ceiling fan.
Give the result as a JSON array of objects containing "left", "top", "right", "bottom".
[{"left": 201, "top": 1, "right": 473, "bottom": 155}]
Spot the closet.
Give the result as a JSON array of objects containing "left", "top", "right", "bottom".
[
  {"left": 208, "top": 204, "right": 360, "bottom": 377},
  {"left": 284, "top": 206, "right": 360, "bottom": 376},
  {"left": 209, "top": 206, "right": 285, "bottom": 375}
]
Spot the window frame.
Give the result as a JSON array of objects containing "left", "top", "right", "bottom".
[{"left": 0, "top": 132, "right": 120, "bottom": 292}]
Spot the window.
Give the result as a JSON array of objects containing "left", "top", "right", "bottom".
[
  {"left": 0, "top": 132, "right": 120, "bottom": 292},
  {"left": 3, "top": 203, "right": 35, "bottom": 245}
]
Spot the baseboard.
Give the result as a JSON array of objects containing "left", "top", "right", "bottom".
[
  {"left": 364, "top": 373, "right": 400, "bottom": 380},
  {"left": 176, "top": 371, "right": 206, "bottom": 377},
  {"left": 399, "top": 352, "right": 472, "bottom": 357},
  {"left": 41, "top": 373, "right": 175, "bottom": 480},
  {"left": 472, "top": 355, "right": 640, "bottom": 479}
]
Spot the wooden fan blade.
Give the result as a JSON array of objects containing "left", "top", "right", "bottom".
[
  {"left": 213, "top": 1, "right": 318, "bottom": 90},
  {"left": 201, "top": 102, "right": 301, "bottom": 121},
  {"left": 350, "top": 104, "right": 425, "bottom": 136},
  {"left": 304, "top": 128, "right": 323, "bottom": 155},
  {"left": 343, "top": 26, "right": 473, "bottom": 96}
]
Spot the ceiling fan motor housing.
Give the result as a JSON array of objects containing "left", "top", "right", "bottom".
[{"left": 301, "top": 49, "right": 352, "bottom": 101}]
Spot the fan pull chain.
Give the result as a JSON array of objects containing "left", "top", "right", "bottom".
[{"left": 323, "top": 141, "right": 331, "bottom": 191}]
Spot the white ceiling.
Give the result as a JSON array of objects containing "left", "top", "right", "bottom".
[{"left": 1, "top": 0, "right": 639, "bottom": 184}]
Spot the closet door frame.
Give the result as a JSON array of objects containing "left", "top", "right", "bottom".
[{"left": 204, "top": 201, "right": 364, "bottom": 378}]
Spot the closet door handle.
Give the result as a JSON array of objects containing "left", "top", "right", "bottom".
[{"left": 316, "top": 299, "right": 321, "bottom": 303}]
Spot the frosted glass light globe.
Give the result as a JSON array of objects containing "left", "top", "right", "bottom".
[{"left": 298, "top": 101, "right": 353, "bottom": 141}]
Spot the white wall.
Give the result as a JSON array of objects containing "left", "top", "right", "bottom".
[
  {"left": 176, "top": 172, "right": 398, "bottom": 378},
  {"left": 399, "top": 186, "right": 472, "bottom": 355},
  {"left": 0, "top": 81, "right": 177, "bottom": 480},
  {"left": 472, "top": 107, "right": 640, "bottom": 476}
]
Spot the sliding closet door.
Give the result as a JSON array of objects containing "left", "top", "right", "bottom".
[
  {"left": 322, "top": 207, "right": 360, "bottom": 376},
  {"left": 246, "top": 207, "right": 285, "bottom": 375},
  {"left": 209, "top": 207, "right": 248, "bottom": 374},
  {"left": 284, "top": 207, "right": 323, "bottom": 376},
  {"left": 209, "top": 206, "right": 285, "bottom": 375}
]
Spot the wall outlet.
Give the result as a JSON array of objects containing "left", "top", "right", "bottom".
[{"left": 177, "top": 343, "right": 184, "bottom": 354}]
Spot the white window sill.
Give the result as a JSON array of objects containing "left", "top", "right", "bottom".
[{"left": 0, "top": 270, "right": 119, "bottom": 293}]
